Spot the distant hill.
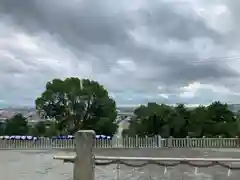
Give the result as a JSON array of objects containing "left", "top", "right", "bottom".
[
  {"left": 0, "top": 107, "right": 39, "bottom": 121},
  {"left": 1, "top": 104, "right": 240, "bottom": 120}
]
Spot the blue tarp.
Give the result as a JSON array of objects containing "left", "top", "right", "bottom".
[
  {"left": 0, "top": 134, "right": 112, "bottom": 140},
  {"left": 0, "top": 136, "right": 38, "bottom": 140},
  {"left": 52, "top": 135, "right": 112, "bottom": 140}
]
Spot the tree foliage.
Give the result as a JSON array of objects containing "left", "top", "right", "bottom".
[
  {"left": 0, "top": 122, "right": 5, "bottom": 135},
  {"left": 1, "top": 77, "right": 240, "bottom": 138},
  {"left": 4, "top": 114, "right": 29, "bottom": 135},
  {"left": 30, "top": 121, "right": 47, "bottom": 136},
  {"left": 35, "top": 77, "right": 118, "bottom": 136},
  {"left": 125, "top": 101, "right": 240, "bottom": 138}
]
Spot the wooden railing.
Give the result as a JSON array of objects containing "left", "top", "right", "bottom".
[{"left": 53, "top": 130, "right": 240, "bottom": 180}]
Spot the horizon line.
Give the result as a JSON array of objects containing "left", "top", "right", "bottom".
[{"left": 1, "top": 103, "right": 231, "bottom": 109}]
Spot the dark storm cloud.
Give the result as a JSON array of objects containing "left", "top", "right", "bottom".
[{"left": 1, "top": 0, "right": 240, "bottom": 106}]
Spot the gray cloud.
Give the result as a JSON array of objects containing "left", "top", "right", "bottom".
[{"left": 0, "top": 0, "right": 240, "bottom": 107}]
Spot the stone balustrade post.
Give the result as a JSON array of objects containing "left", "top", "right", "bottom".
[
  {"left": 167, "top": 136, "right": 173, "bottom": 148},
  {"left": 74, "top": 130, "right": 95, "bottom": 180}
]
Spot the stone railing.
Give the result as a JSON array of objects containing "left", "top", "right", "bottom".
[
  {"left": 53, "top": 130, "right": 240, "bottom": 180},
  {"left": 1, "top": 135, "right": 240, "bottom": 149}
]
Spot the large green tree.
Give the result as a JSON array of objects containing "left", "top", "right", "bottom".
[
  {"left": 4, "top": 114, "right": 29, "bottom": 135},
  {"left": 35, "top": 77, "right": 118, "bottom": 136},
  {"left": 204, "top": 101, "right": 238, "bottom": 137},
  {"left": 126, "top": 103, "right": 175, "bottom": 137},
  {"left": 0, "top": 122, "right": 5, "bottom": 135},
  {"left": 126, "top": 101, "right": 240, "bottom": 138},
  {"left": 30, "top": 121, "right": 47, "bottom": 136}
]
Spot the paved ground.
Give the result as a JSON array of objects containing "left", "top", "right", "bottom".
[
  {"left": 94, "top": 148, "right": 240, "bottom": 158},
  {"left": 94, "top": 148, "right": 240, "bottom": 179},
  {"left": 1, "top": 148, "right": 240, "bottom": 180}
]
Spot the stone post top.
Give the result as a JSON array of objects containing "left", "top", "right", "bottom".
[
  {"left": 75, "top": 130, "right": 96, "bottom": 134},
  {"left": 74, "top": 130, "right": 96, "bottom": 149}
]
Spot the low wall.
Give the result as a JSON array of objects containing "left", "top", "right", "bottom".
[{"left": 94, "top": 148, "right": 240, "bottom": 158}]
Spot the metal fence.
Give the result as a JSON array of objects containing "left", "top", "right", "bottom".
[
  {"left": 0, "top": 136, "right": 240, "bottom": 149},
  {"left": 53, "top": 130, "right": 240, "bottom": 180}
]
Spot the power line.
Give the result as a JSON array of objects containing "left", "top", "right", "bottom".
[{"left": 189, "top": 55, "right": 240, "bottom": 64}]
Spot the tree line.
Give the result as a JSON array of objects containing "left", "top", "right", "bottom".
[
  {"left": 0, "top": 114, "right": 56, "bottom": 137},
  {"left": 124, "top": 102, "right": 240, "bottom": 138},
  {"left": 0, "top": 77, "right": 240, "bottom": 138}
]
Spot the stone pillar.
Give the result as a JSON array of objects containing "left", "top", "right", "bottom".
[
  {"left": 167, "top": 136, "right": 173, "bottom": 148},
  {"left": 74, "top": 130, "right": 95, "bottom": 180},
  {"left": 157, "top": 135, "right": 162, "bottom": 148}
]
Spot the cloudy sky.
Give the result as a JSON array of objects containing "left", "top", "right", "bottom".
[{"left": 0, "top": 0, "right": 240, "bottom": 107}]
